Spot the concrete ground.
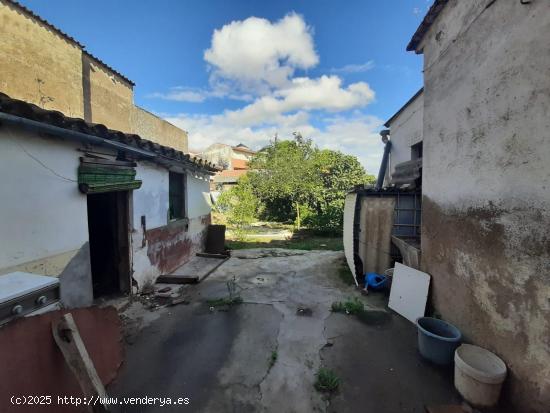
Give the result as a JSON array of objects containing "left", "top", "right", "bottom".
[{"left": 109, "top": 249, "right": 460, "bottom": 412}]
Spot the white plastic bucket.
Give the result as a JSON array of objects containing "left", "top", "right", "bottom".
[{"left": 454, "top": 344, "right": 507, "bottom": 407}]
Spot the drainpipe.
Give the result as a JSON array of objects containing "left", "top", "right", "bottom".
[
  {"left": 375, "top": 129, "right": 391, "bottom": 190},
  {"left": 0, "top": 112, "right": 157, "bottom": 158}
]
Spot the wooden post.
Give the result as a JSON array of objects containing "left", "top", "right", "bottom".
[{"left": 52, "top": 313, "right": 109, "bottom": 413}]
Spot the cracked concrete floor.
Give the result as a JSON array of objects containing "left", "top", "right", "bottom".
[{"left": 109, "top": 248, "right": 458, "bottom": 412}]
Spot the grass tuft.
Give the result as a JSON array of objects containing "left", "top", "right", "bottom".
[
  {"left": 314, "top": 368, "right": 340, "bottom": 393},
  {"left": 331, "top": 297, "right": 365, "bottom": 315},
  {"left": 269, "top": 350, "right": 278, "bottom": 368}
]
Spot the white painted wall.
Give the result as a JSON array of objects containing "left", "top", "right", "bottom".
[
  {"left": 187, "top": 174, "right": 211, "bottom": 219},
  {"left": 386, "top": 92, "right": 423, "bottom": 182},
  {"left": 0, "top": 126, "right": 88, "bottom": 272},
  {"left": 133, "top": 161, "right": 169, "bottom": 229},
  {"left": 132, "top": 162, "right": 211, "bottom": 229}
]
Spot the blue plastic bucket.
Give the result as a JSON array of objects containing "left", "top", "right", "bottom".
[{"left": 417, "top": 317, "right": 462, "bottom": 365}]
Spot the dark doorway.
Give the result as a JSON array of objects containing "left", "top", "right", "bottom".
[{"left": 87, "top": 191, "right": 131, "bottom": 298}]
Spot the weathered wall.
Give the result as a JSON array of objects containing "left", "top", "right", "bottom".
[
  {"left": 0, "top": 0, "right": 83, "bottom": 117},
  {"left": 200, "top": 144, "right": 234, "bottom": 169},
  {"left": 419, "top": 1, "right": 550, "bottom": 411},
  {"left": 358, "top": 197, "right": 395, "bottom": 275},
  {"left": 387, "top": 92, "right": 423, "bottom": 182},
  {"left": 130, "top": 106, "right": 188, "bottom": 153},
  {"left": 85, "top": 54, "right": 133, "bottom": 132},
  {"left": 131, "top": 164, "right": 211, "bottom": 289},
  {"left": 0, "top": 0, "right": 189, "bottom": 153},
  {"left": 0, "top": 126, "right": 93, "bottom": 307}
]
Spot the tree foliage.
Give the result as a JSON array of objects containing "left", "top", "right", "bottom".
[
  {"left": 246, "top": 136, "right": 375, "bottom": 233},
  {"left": 214, "top": 175, "right": 260, "bottom": 230}
]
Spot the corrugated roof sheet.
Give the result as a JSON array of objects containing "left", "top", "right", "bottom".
[
  {"left": 0, "top": 92, "right": 219, "bottom": 173},
  {"left": 3, "top": 0, "right": 135, "bottom": 86}
]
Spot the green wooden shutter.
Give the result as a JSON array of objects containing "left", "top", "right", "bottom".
[{"left": 78, "top": 164, "right": 142, "bottom": 194}]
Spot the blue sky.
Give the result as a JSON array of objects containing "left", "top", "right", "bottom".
[{"left": 20, "top": 0, "right": 429, "bottom": 174}]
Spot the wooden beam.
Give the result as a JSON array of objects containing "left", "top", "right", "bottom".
[{"left": 52, "top": 313, "right": 109, "bottom": 413}]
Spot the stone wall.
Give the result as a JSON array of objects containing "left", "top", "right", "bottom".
[{"left": 418, "top": 1, "right": 550, "bottom": 411}]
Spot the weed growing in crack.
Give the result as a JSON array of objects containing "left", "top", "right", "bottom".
[
  {"left": 331, "top": 297, "right": 364, "bottom": 315},
  {"left": 269, "top": 351, "right": 278, "bottom": 369},
  {"left": 207, "top": 276, "right": 244, "bottom": 307},
  {"left": 314, "top": 368, "right": 340, "bottom": 393}
]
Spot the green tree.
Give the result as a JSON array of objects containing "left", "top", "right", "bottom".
[
  {"left": 249, "top": 135, "right": 317, "bottom": 228},
  {"left": 242, "top": 135, "right": 375, "bottom": 232},
  {"left": 215, "top": 175, "right": 260, "bottom": 230},
  {"left": 303, "top": 149, "right": 374, "bottom": 233}
]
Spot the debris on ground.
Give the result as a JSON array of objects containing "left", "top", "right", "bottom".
[{"left": 296, "top": 306, "right": 313, "bottom": 316}]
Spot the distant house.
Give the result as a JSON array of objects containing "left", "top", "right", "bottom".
[
  {"left": 349, "top": 1, "right": 550, "bottom": 411},
  {"left": 199, "top": 143, "right": 256, "bottom": 190},
  {"left": 0, "top": 0, "right": 219, "bottom": 309},
  {"left": 382, "top": 88, "right": 423, "bottom": 188}
]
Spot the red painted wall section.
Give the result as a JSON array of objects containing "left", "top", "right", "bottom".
[
  {"left": 145, "top": 214, "right": 211, "bottom": 275},
  {"left": 0, "top": 306, "right": 123, "bottom": 413}
]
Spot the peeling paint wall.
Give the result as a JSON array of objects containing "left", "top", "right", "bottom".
[
  {"left": 131, "top": 163, "right": 211, "bottom": 289},
  {"left": 419, "top": 1, "right": 550, "bottom": 411}
]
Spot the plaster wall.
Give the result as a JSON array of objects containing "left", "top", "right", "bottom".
[
  {"left": 0, "top": 126, "right": 93, "bottom": 307},
  {"left": 231, "top": 150, "right": 252, "bottom": 162},
  {"left": 419, "top": 1, "right": 550, "bottom": 411},
  {"left": 130, "top": 107, "right": 188, "bottom": 153},
  {"left": 0, "top": 0, "right": 83, "bottom": 117},
  {"left": 200, "top": 144, "right": 234, "bottom": 169},
  {"left": 131, "top": 163, "right": 211, "bottom": 289},
  {"left": 0, "top": 1, "right": 189, "bottom": 154},
  {"left": 187, "top": 174, "right": 212, "bottom": 219},
  {"left": 387, "top": 92, "right": 423, "bottom": 181},
  {"left": 0, "top": 127, "right": 89, "bottom": 271},
  {"left": 85, "top": 55, "right": 133, "bottom": 132}
]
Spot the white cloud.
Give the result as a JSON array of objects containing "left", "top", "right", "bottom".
[
  {"left": 154, "top": 13, "right": 383, "bottom": 174},
  {"left": 330, "top": 61, "right": 375, "bottom": 74},
  {"left": 223, "top": 75, "right": 375, "bottom": 126},
  {"left": 204, "top": 13, "right": 318, "bottom": 93},
  {"left": 147, "top": 87, "right": 253, "bottom": 103},
  {"left": 165, "top": 111, "right": 384, "bottom": 174}
]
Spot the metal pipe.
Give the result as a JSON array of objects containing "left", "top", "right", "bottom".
[
  {"left": 375, "top": 129, "right": 392, "bottom": 190},
  {"left": 0, "top": 112, "right": 157, "bottom": 158}
]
